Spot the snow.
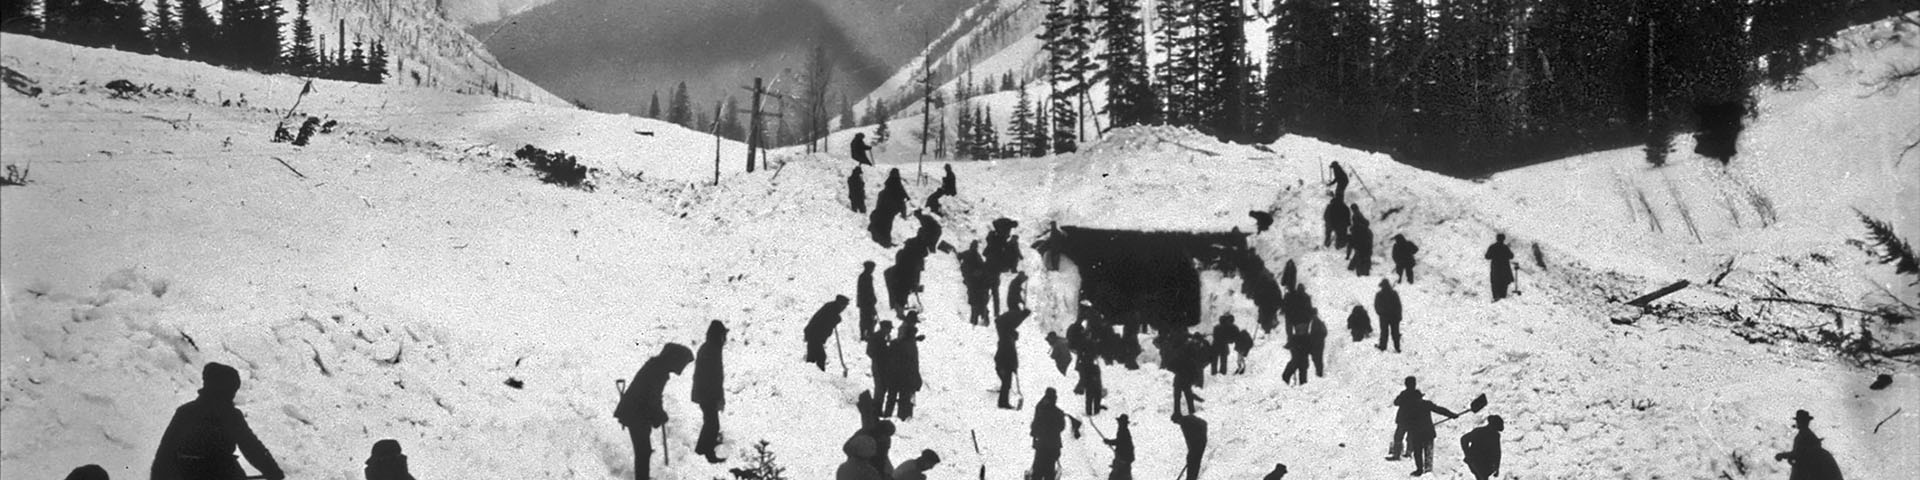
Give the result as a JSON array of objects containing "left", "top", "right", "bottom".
[{"left": 5, "top": 14, "right": 1920, "bottom": 480}]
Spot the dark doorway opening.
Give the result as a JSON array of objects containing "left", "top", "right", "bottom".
[{"left": 1052, "top": 227, "right": 1248, "bottom": 332}]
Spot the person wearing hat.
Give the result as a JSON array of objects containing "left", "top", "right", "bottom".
[
  {"left": 1104, "top": 415, "right": 1135, "bottom": 480},
  {"left": 1262, "top": 463, "right": 1289, "bottom": 480},
  {"left": 1391, "top": 234, "right": 1420, "bottom": 284},
  {"left": 692, "top": 321, "right": 730, "bottom": 463},
  {"left": 1485, "top": 234, "right": 1515, "bottom": 301},
  {"left": 1030, "top": 388, "right": 1068, "bottom": 480},
  {"left": 1774, "top": 410, "right": 1845, "bottom": 480},
  {"left": 940, "top": 164, "right": 957, "bottom": 196},
  {"left": 1460, "top": 415, "right": 1504, "bottom": 480},
  {"left": 1388, "top": 376, "right": 1423, "bottom": 460},
  {"left": 893, "top": 449, "right": 941, "bottom": 480},
  {"left": 364, "top": 439, "right": 416, "bottom": 480},
  {"left": 1211, "top": 314, "right": 1241, "bottom": 376},
  {"left": 1400, "top": 389, "right": 1460, "bottom": 476},
  {"left": 887, "top": 318, "right": 925, "bottom": 420},
  {"left": 866, "top": 320, "right": 895, "bottom": 417},
  {"left": 1375, "top": 279, "right": 1403, "bottom": 353},
  {"left": 1171, "top": 412, "right": 1209, "bottom": 480},
  {"left": 851, "top": 133, "right": 874, "bottom": 166},
  {"left": 837, "top": 433, "right": 884, "bottom": 480},
  {"left": 858, "top": 261, "right": 880, "bottom": 338},
  {"left": 615, "top": 343, "right": 695, "bottom": 480},
  {"left": 849, "top": 166, "right": 868, "bottom": 214},
  {"left": 804, "top": 296, "right": 852, "bottom": 371},
  {"left": 150, "top": 362, "right": 286, "bottom": 480}
]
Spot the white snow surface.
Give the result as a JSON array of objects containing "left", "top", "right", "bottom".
[{"left": 5, "top": 18, "right": 1920, "bottom": 480}]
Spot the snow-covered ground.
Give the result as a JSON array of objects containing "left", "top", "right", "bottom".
[{"left": 5, "top": 16, "right": 1919, "bottom": 480}]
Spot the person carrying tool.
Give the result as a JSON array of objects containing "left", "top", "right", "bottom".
[
  {"left": 1105, "top": 415, "right": 1134, "bottom": 480},
  {"left": 1774, "top": 409, "right": 1845, "bottom": 480},
  {"left": 614, "top": 344, "right": 695, "bottom": 480},
  {"left": 1030, "top": 389, "right": 1067, "bottom": 480},
  {"left": 1172, "top": 412, "right": 1209, "bottom": 480},
  {"left": 1400, "top": 390, "right": 1460, "bottom": 477}
]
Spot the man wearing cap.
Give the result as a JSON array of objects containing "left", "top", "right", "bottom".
[
  {"left": 1375, "top": 279, "right": 1403, "bottom": 353},
  {"left": 893, "top": 449, "right": 941, "bottom": 480},
  {"left": 1774, "top": 410, "right": 1845, "bottom": 480},
  {"left": 151, "top": 362, "right": 286, "bottom": 480},
  {"left": 692, "top": 321, "right": 730, "bottom": 463},
  {"left": 1104, "top": 415, "right": 1134, "bottom": 480},
  {"left": 805, "top": 296, "right": 852, "bottom": 371},
  {"left": 1460, "top": 415, "right": 1504, "bottom": 480},
  {"left": 616, "top": 343, "right": 695, "bottom": 480}
]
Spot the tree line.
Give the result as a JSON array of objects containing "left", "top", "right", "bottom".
[{"left": 3, "top": 0, "right": 391, "bottom": 85}]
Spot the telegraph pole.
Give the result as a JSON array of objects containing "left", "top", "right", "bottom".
[{"left": 739, "top": 78, "right": 786, "bottom": 173}]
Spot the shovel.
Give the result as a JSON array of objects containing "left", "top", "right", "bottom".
[
  {"left": 1434, "top": 393, "right": 1490, "bottom": 426},
  {"left": 973, "top": 429, "right": 986, "bottom": 480}
]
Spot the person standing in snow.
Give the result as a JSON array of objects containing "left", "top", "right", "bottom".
[
  {"left": 893, "top": 237, "right": 932, "bottom": 311},
  {"left": 866, "top": 321, "right": 894, "bottom": 417},
  {"left": 1048, "top": 331, "right": 1073, "bottom": 375},
  {"left": 995, "top": 308, "right": 1030, "bottom": 409},
  {"left": 1262, "top": 463, "right": 1289, "bottom": 480},
  {"left": 151, "top": 362, "right": 286, "bottom": 480},
  {"left": 1281, "top": 309, "right": 1327, "bottom": 385},
  {"left": 1030, "top": 389, "right": 1068, "bottom": 480},
  {"left": 1232, "top": 328, "right": 1254, "bottom": 374},
  {"left": 1283, "top": 283, "right": 1314, "bottom": 337},
  {"left": 1485, "top": 234, "right": 1516, "bottom": 302},
  {"left": 1168, "top": 333, "right": 1206, "bottom": 414},
  {"left": 804, "top": 296, "right": 851, "bottom": 371},
  {"left": 1376, "top": 280, "right": 1404, "bottom": 353},
  {"left": 1774, "top": 410, "right": 1845, "bottom": 480},
  {"left": 940, "top": 164, "right": 958, "bottom": 196},
  {"left": 1008, "top": 270, "right": 1029, "bottom": 313},
  {"left": 1349, "top": 205, "right": 1375, "bottom": 276},
  {"left": 893, "top": 450, "right": 941, "bottom": 480},
  {"left": 849, "top": 166, "right": 868, "bottom": 214},
  {"left": 864, "top": 420, "right": 899, "bottom": 476},
  {"left": 1388, "top": 376, "right": 1423, "bottom": 461},
  {"left": 858, "top": 390, "right": 882, "bottom": 429},
  {"left": 1105, "top": 414, "right": 1135, "bottom": 480},
  {"left": 1327, "top": 161, "right": 1349, "bottom": 198},
  {"left": 858, "top": 262, "right": 880, "bottom": 338},
  {"left": 984, "top": 218, "right": 1021, "bottom": 314},
  {"left": 1172, "top": 412, "right": 1209, "bottom": 480},
  {"left": 1401, "top": 390, "right": 1460, "bottom": 476},
  {"left": 1324, "top": 194, "right": 1350, "bottom": 249},
  {"left": 1392, "top": 234, "right": 1420, "bottom": 284},
  {"left": 614, "top": 343, "right": 695, "bottom": 480},
  {"left": 880, "top": 169, "right": 910, "bottom": 219},
  {"left": 692, "top": 321, "right": 729, "bottom": 463},
  {"left": 887, "top": 317, "right": 926, "bottom": 420},
  {"left": 1347, "top": 305, "right": 1373, "bottom": 342},
  {"left": 1305, "top": 310, "right": 1329, "bottom": 379},
  {"left": 959, "top": 241, "right": 991, "bottom": 326},
  {"left": 1211, "top": 314, "right": 1241, "bottom": 375},
  {"left": 1460, "top": 415, "right": 1504, "bottom": 480},
  {"left": 364, "top": 439, "right": 416, "bottom": 480},
  {"left": 1077, "top": 354, "right": 1105, "bottom": 416},
  {"left": 852, "top": 133, "right": 875, "bottom": 166},
  {"left": 1281, "top": 259, "right": 1299, "bottom": 292},
  {"left": 1249, "top": 210, "right": 1275, "bottom": 232},
  {"left": 837, "top": 434, "right": 885, "bottom": 480}
]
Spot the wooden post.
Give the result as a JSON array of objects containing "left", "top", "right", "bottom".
[
  {"left": 747, "top": 77, "right": 762, "bottom": 173},
  {"left": 711, "top": 102, "right": 723, "bottom": 186},
  {"left": 1625, "top": 280, "right": 1690, "bottom": 308}
]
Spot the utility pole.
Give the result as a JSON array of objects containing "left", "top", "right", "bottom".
[
  {"left": 739, "top": 78, "right": 786, "bottom": 173},
  {"left": 711, "top": 101, "right": 723, "bottom": 186}
]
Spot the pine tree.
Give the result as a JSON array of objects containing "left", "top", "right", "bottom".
[
  {"left": 973, "top": 107, "right": 998, "bottom": 160},
  {"left": 1009, "top": 86, "right": 1037, "bottom": 157},
  {"left": 150, "top": 0, "right": 184, "bottom": 57},
  {"left": 220, "top": 0, "right": 283, "bottom": 70},
  {"left": 954, "top": 99, "right": 974, "bottom": 160},
  {"left": 368, "top": 41, "right": 390, "bottom": 83},
  {"left": 284, "top": 0, "right": 317, "bottom": 74},
  {"left": 1097, "top": 0, "right": 1154, "bottom": 128},
  {"left": 107, "top": 0, "right": 149, "bottom": 53},
  {"left": 1, "top": 0, "right": 38, "bottom": 34},
  {"left": 177, "top": 0, "right": 215, "bottom": 59},
  {"left": 1041, "top": 0, "right": 1084, "bottom": 153},
  {"left": 648, "top": 91, "right": 661, "bottom": 119},
  {"left": 46, "top": 0, "right": 115, "bottom": 48},
  {"left": 839, "top": 95, "right": 855, "bottom": 130},
  {"left": 669, "top": 81, "right": 693, "bottom": 127},
  {"left": 1032, "top": 100, "right": 1051, "bottom": 157},
  {"left": 1155, "top": 0, "right": 1199, "bottom": 126},
  {"left": 723, "top": 95, "right": 745, "bottom": 140},
  {"left": 345, "top": 39, "right": 366, "bottom": 80}
]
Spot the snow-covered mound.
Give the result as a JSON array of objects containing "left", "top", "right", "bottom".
[{"left": 5, "top": 15, "right": 1918, "bottom": 480}]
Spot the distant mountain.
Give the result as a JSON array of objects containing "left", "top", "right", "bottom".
[
  {"left": 471, "top": 0, "right": 978, "bottom": 116},
  {"left": 305, "top": 0, "right": 564, "bottom": 105}
]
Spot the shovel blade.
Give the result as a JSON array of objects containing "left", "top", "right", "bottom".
[{"left": 1469, "top": 393, "right": 1489, "bottom": 413}]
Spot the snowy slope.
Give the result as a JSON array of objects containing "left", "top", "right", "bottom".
[
  {"left": 5, "top": 15, "right": 1919, "bottom": 480},
  {"left": 304, "top": 0, "right": 567, "bottom": 105}
]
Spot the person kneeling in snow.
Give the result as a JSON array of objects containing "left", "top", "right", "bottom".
[
  {"left": 365, "top": 439, "right": 416, "bottom": 480},
  {"left": 151, "top": 362, "right": 286, "bottom": 480}
]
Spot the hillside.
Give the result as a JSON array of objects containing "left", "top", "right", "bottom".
[
  {"left": 305, "top": 0, "right": 565, "bottom": 105},
  {"left": 5, "top": 14, "right": 1919, "bottom": 480}
]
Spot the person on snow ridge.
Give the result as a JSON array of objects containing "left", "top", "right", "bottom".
[
  {"left": 1280, "top": 259, "right": 1299, "bottom": 292},
  {"left": 1392, "top": 234, "right": 1420, "bottom": 284},
  {"left": 1232, "top": 328, "right": 1254, "bottom": 374},
  {"left": 1283, "top": 283, "right": 1314, "bottom": 337},
  {"left": 892, "top": 237, "right": 932, "bottom": 311},
  {"left": 1249, "top": 210, "right": 1275, "bottom": 233},
  {"left": 1105, "top": 415, "right": 1135, "bottom": 480},
  {"left": 1327, "top": 161, "right": 1349, "bottom": 198},
  {"left": 1172, "top": 412, "right": 1209, "bottom": 480},
  {"left": 1388, "top": 376, "right": 1422, "bottom": 461},
  {"left": 869, "top": 206, "right": 897, "bottom": 247},
  {"left": 886, "top": 318, "right": 926, "bottom": 420},
  {"left": 940, "top": 164, "right": 958, "bottom": 196},
  {"left": 1348, "top": 205, "right": 1375, "bottom": 276},
  {"left": 912, "top": 210, "right": 942, "bottom": 255},
  {"left": 858, "top": 261, "right": 879, "bottom": 339},
  {"left": 1376, "top": 280, "right": 1404, "bottom": 353},
  {"left": 614, "top": 343, "right": 695, "bottom": 480},
  {"left": 1077, "top": 353, "right": 1105, "bottom": 416},
  {"left": 364, "top": 439, "right": 416, "bottom": 480},
  {"left": 692, "top": 320, "right": 730, "bottom": 463},
  {"left": 851, "top": 133, "right": 874, "bottom": 166},
  {"left": 837, "top": 434, "right": 884, "bottom": 480},
  {"left": 1460, "top": 415, "right": 1505, "bottom": 480},
  {"left": 150, "top": 362, "right": 286, "bottom": 480},
  {"left": 804, "top": 296, "right": 851, "bottom": 371},
  {"left": 1347, "top": 305, "right": 1373, "bottom": 342},
  {"left": 1324, "top": 193, "right": 1350, "bottom": 249},
  {"left": 863, "top": 420, "right": 899, "bottom": 477},
  {"left": 1774, "top": 410, "right": 1845, "bottom": 480},
  {"left": 1167, "top": 332, "right": 1206, "bottom": 414},
  {"left": 893, "top": 449, "right": 941, "bottom": 480},
  {"left": 857, "top": 389, "right": 882, "bottom": 429},
  {"left": 1030, "top": 389, "right": 1067, "bottom": 480},
  {"left": 848, "top": 166, "right": 868, "bottom": 214},
  {"left": 879, "top": 169, "right": 910, "bottom": 219},
  {"left": 1211, "top": 314, "right": 1241, "bottom": 376},
  {"left": 1485, "top": 234, "right": 1516, "bottom": 302}
]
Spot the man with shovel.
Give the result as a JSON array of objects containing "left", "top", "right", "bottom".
[
  {"left": 1030, "top": 389, "right": 1068, "bottom": 480},
  {"left": 1103, "top": 414, "right": 1134, "bottom": 480},
  {"left": 615, "top": 343, "right": 695, "bottom": 480},
  {"left": 1405, "top": 391, "right": 1486, "bottom": 477}
]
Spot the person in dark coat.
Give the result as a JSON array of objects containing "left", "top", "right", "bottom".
[
  {"left": 879, "top": 169, "right": 910, "bottom": 219},
  {"left": 1030, "top": 389, "right": 1067, "bottom": 480},
  {"left": 887, "top": 318, "right": 926, "bottom": 419},
  {"left": 1485, "top": 234, "right": 1515, "bottom": 301},
  {"left": 1323, "top": 194, "right": 1349, "bottom": 249},
  {"left": 1460, "top": 415, "right": 1504, "bottom": 480},
  {"left": 1262, "top": 464, "right": 1288, "bottom": 480},
  {"left": 1375, "top": 280, "right": 1404, "bottom": 353},
  {"left": 1210, "top": 314, "right": 1240, "bottom": 375},
  {"left": 870, "top": 207, "right": 896, "bottom": 247},
  {"left": 894, "top": 449, "right": 941, "bottom": 480},
  {"left": 959, "top": 242, "right": 991, "bottom": 326},
  {"left": 893, "top": 237, "right": 931, "bottom": 311},
  {"left": 1048, "top": 332, "right": 1073, "bottom": 375},
  {"left": 866, "top": 321, "right": 894, "bottom": 416},
  {"left": 1281, "top": 259, "right": 1299, "bottom": 291},
  {"left": 151, "top": 362, "right": 286, "bottom": 480},
  {"left": 692, "top": 320, "right": 729, "bottom": 463},
  {"left": 1305, "top": 313, "right": 1328, "bottom": 378},
  {"left": 857, "top": 390, "right": 882, "bottom": 429},
  {"left": 1172, "top": 412, "right": 1209, "bottom": 480},
  {"left": 837, "top": 434, "right": 884, "bottom": 480},
  {"left": 1401, "top": 390, "right": 1460, "bottom": 476},
  {"left": 1327, "top": 161, "right": 1349, "bottom": 198},
  {"left": 1346, "top": 305, "right": 1372, "bottom": 342},
  {"left": 849, "top": 166, "right": 868, "bottom": 213},
  {"left": 1392, "top": 234, "right": 1419, "bottom": 284},
  {"left": 1282, "top": 284, "right": 1314, "bottom": 338},
  {"left": 1076, "top": 354, "right": 1105, "bottom": 416},
  {"left": 858, "top": 262, "right": 879, "bottom": 338},
  {"left": 913, "top": 211, "right": 942, "bottom": 254},
  {"left": 804, "top": 296, "right": 851, "bottom": 371},
  {"left": 1348, "top": 205, "right": 1374, "bottom": 275},
  {"left": 984, "top": 218, "right": 1021, "bottom": 314},
  {"left": 925, "top": 189, "right": 949, "bottom": 217},
  {"left": 1232, "top": 329, "right": 1253, "bottom": 374},
  {"left": 1281, "top": 310, "right": 1323, "bottom": 386},
  {"left": 1775, "top": 410, "right": 1845, "bottom": 480},
  {"left": 1103, "top": 414, "right": 1134, "bottom": 480},
  {"left": 1388, "top": 376, "right": 1423, "bottom": 461},
  {"left": 851, "top": 133, "right": 874, "bottom": 166},
  {"left": 995, "top": 308, "right": 1029, "bottom": 409},
  {"left": 1249, "top": 210, "right": 1274, "bottom": 232},
  {"left": 65, "top": 465, "right": 110, "bottom": 480},
  {"left": 1168, "top": 333, "right": 1206, "bottom": 414},
  {"left": 614, "top": 344, "right": 695, "bottom": 480},
  {"left": 1008, "top": 270, "right": 1029, "bottom": 313},
  {"left": 864, "top": 420, "right": 899, "bottom": 477},
  {"left": 365, "top": 439, "right": 416, "bottom": 480},
  {"left": 940, "top": 164, "right": 957, "bottom": 196}
]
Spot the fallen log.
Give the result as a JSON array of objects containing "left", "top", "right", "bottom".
[
  {"left": 1752, "top": 296, "right": 1883, "bottom": 316},
  {"left": 1626, "top": 280, "right": 1691, "bottom": 307}
]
